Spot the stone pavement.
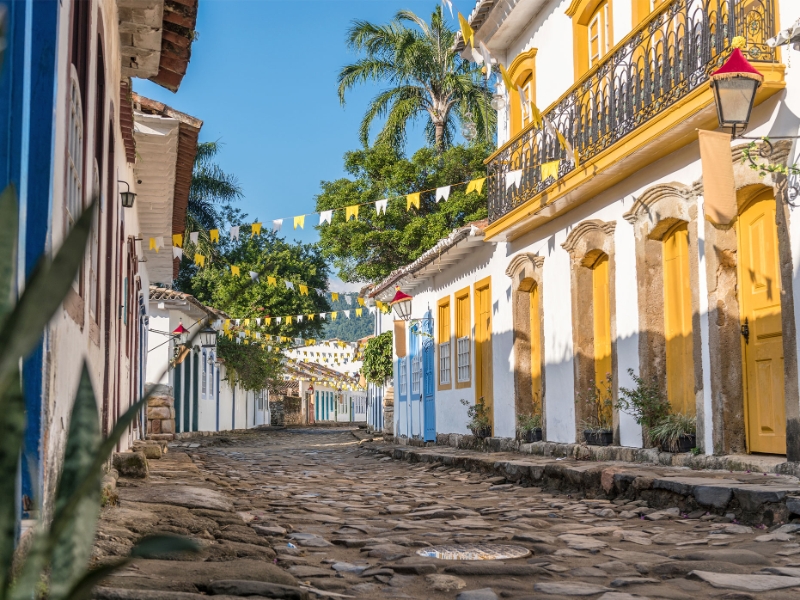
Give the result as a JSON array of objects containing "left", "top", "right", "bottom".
[{"left": 93, "top": 428, "right": 800, "bottom": 599}]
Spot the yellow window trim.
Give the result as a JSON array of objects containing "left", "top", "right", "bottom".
[
  {"left": 473, "top": 277, "right": 493, "bottom": 426},
  {"left": 437, "top": 296, "right": 452, "bottom": 391},
  {"left": 455, "top": 286, "right": 471, "bottom": 390},
  {"left": 566, "top": 0, "right": 614, "bottom": 81},
  {"left": 507, "top": 48, "right": 538, "bottom": 138}
]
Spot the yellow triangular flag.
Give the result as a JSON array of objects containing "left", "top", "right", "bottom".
[
  {"left": 332, "top": 292, "right": 339, "bottom": 302},
  {"left": 356, "top": 308, "right": 363, "bottom": 317},
  {"left": 265, "top": 317, "right": 272, "bottom": 326},
  {"left": 331, "top": 312, "right": 338, "bottom": 321},
  {"left": 245, "top": 329, "right": 250, "bottom": 337},
  {"left": 224, "top": 319, "right": 231, "bottom": 330},
  {"left": 172, "top": 234, "right": 183, "bottom": 247},
  {"left": 252, "top": 222, "right": 262, "bottom": 236},
  {"left": 149, "top": 238, "right": 157, "bottom": 251},
  {"left": 541, "top": 160, "right": 560, "bottom": 182},
  {"left": 308, "top": 314, "right": 315, "bottom": 321},
  {"left": 345, "top": 205, "right": 359, "bottom": 221},
  {"left": 499, "top": 63, "right": 515, "bottom": 95},
  {"left": 210, "top": 229, "right": 219, "bottom": 243},
  {"left": 294, "top": 215, "right": 305, "bottom": 230},
  {"left": 357, "top": 297, "right": 365, "bottom": 306},
  {"left": 466, "top": 177, "right": 486, "bottom": 194},
  {"left": 299, "top": 284, "right": 308, "bottom": 296},
  {"left": 231, "top": 265, "right": 240, "bottom": 276},
  {"left": 194, "top": 254, "right": 205, "bottom": 267},
  {"left": 458, "top": 12, "right": 474, "bottom": 48},
  {"left": 286, "top": 316, "right": 293, "bottom": 325},
  {"left": 244, "top": 318, "right": 250, "bottom": 326},
  {"left": 267, "top": 276, "right": 277, "bottom": 286},
  {"left": 406, "top": 192, "right": 421, "bottom": 211}
]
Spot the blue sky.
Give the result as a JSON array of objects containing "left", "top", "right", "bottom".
[{"left": 134, "top": 0, "right": 459, "bottom": 288}]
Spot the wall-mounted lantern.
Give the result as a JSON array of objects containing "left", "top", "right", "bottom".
[
  {"left": 390, "top": 286, "right": 413, "bottom": 321},
  {"left": 709, "top": 42, "right": 763, "bottom": 138},
  {"left": 118, "top": 180, "right": 137, "bottom": 208}
]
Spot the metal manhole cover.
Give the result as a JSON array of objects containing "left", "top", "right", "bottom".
[{"left": 416, "top": 544, "right": 531, "bottom": 560}]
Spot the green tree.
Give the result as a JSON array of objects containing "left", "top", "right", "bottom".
[
  {"left": 363, "top": 331, "right": 393, "bottom": 384},
  {"left": 315, "top": 143, "right": 490, "bottom": 283},
  {"left": 322, "top": 295, "right": 375, "bottom": 342},
  {"left": 188, "top": 141, "right": 243, "bottom": 231},
  {"left": 338, "top": 6, "right": 494, "bottom": 152}
]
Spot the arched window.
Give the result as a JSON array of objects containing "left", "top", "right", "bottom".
[
  {"left": 66, "top": 68, "right": 84, "bottom": 225},
  {"left": 567, "top": 0, "right": 614, "bottom": 79}
]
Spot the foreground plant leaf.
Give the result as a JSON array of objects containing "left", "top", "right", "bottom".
[
  {"left": 0, "top": 374, "right": 25, "bottom": 595},
  {"left": 0, "top": 185, "right": 19, "bottom": 325},
  {"left": 49, "top": 364, "right": 102, "bottom": 600},
  {"left": 0, "top": 200, "right": 95, "bottom": 407}
]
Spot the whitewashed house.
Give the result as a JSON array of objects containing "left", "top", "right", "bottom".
[{"left": 374, "top": 0, "right": 800, "bottom": 460}]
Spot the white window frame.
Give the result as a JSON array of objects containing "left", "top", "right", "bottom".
[
  {"left": 588, "top": 2, "right": 609, "bottom": 67},
  {"left": 411, "top": 353, "right": 422, "bottom": 395},
  {"left": 89, "top": 162, "right": 100, "bottom": 318},
  {"left": 399, "top": 357, "right": 408, "bottom": 397},
  {"left": 202, "top": 350, "right": 207, "bottom": 396},
  {"left": 457, "top": 336, "right": 471, "bottom": 383},
  {"left": 67, "top": 68, "right": 84, "bottom": 226},
  {"left": 439, "top": 341, "right": 451, "bottom": 385}
]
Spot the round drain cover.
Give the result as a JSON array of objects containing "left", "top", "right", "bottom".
[{"left": 416, "top": 544, "right": 531, "bottom": 560}]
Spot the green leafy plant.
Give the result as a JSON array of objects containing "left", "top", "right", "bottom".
[
  {"left": 362, "top": 331, "right": 393, "bottom": 384},
  {"left": 742, "top": 137, "right": 800, "bottom": 178},
  {"left": 615, "top": 368, "right": 670, "bottom": 431},
  {"left": 217, "top": 336, "right": 283, "bottom": 392},
  {"left": 461, "top": 398, "right": 491, "bottom": 435},
  {"left": 576, "top": 373, "right": 614, "bottom": 432},
  {"left": 0, "top": 186, "right": 198, "bottom": 600},
  {"left": 649, "top": 412, "right": 697, "bottom": 452},
  {"left": 516, "top": 413, "right": 542, "bottom": 433}
]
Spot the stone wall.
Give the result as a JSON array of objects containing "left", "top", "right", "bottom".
[{"left": 146, "top": 384, "right": 176, "bottom": 440}]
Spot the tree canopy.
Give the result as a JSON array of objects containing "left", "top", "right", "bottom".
[
  {"left": 315, "top": 142, "right": 490, "bottom": 283},
  {"left": 338, "top": 6, "right": 494, "bottom": 152}
]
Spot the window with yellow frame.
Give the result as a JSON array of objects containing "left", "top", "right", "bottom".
[
  {"left": 566, "top": 0, "right": 614, "bottom": 80},
  {"left": 437, "top": 297, "right": 452, "bottom": 390},
  {"left": 506, "top": 48, "right": 538, "bottom": 138}
]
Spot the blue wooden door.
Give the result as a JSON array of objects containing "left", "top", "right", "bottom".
[{"left": 422, "top": 313, "right": 436, "bottom": 441}]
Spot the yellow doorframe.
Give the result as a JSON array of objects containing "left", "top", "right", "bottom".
[{"left": 474, "top": 277, "right": 493, "bottom": 430}]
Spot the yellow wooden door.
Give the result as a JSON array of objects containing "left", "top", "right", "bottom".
[
  {"left": 530, "top": 283, "right": 542, "bottom": 413},
  {"left": 592, "top": 255, "right": 612, "bottom": 426},
  {"left": 475, "top": 278, "right": 493, "bottom": 431},
  {"left": 738, "top": 193, "right": 786, "bottom": 454},
  {"left": 663, "top": 222, "right": 695, "bottom": 415}
]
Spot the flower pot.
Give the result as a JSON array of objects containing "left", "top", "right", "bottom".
[
  {"left": 472, "top": 426, "right": 492, "bottom": 439},
  {"left": 660, "top": 434, "right": 696, "bottom": 453},
  {"left": 523, "top": 428, "right": 543, "bottom": 443},
  {"left": 584, "top": 429, "right": 613, "bottom": 446}
]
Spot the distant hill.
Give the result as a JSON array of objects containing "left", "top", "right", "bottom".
[{"left": 322, "top": 296, "right": 375, "bottom": 342}]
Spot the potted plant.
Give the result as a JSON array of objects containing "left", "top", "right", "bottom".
[
  {"left": 517, "top": 413, "right": 542, "bottom": 443},
  {"left": 577, "top": 374, "right": 614, "bottom": 445},
  {"left": 615, "top": 368, "right": 671, "bottom": 448},
  {"left": 649, "top": 412, "right": 697, "bottom": 453},
  {"left": 461, "top": 398, "right": 492, "bottom": 438}
]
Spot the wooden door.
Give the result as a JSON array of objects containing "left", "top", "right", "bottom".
[
  {"left": 475, "top": 278, "right": 493, "bottom": 431},
  {"left": 738, "top": 192, "right": 786, "bottom": 454},
  {"left": 592, "top": 255, "right": 612, "bottom": 388},
  {"left": 530, "top": 282, "right": 542, "bottom": 413},
  {"left": 663, "top": 222, "right": 695, "bottom": 415}
]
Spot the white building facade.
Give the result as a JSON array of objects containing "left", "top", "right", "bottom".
[{"left": 374, "top": 0, "right": 800, "bottom": 460}]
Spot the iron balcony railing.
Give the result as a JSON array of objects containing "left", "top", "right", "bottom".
[{"left": 487, "top": 0, "right": 777, "bottom": 223}]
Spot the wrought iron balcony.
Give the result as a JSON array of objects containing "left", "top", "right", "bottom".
[{"left": 486, "top": 0, "right": 777, "bottom": 224}]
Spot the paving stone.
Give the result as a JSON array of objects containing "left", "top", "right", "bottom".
[
  {"left": 639, "top": 560, "right": 751, "bottom": 577},
  {"left": 609, "top": 577, "right": 660, "bottom": 587},
  {"left": 455, "top": 589, "right": 498, "bottom": 600},
  {"left": 533, "top": 582, "right": 610, "bottom": 595},
  {"left": 557, "top": 534, "right": 608, "bottom": 550},
  {"left": 425, "top": 573, "right": 466, "bottom": 591},
  {"left": 120, "top": 485, "right": 234, "bottom": 512},
  {"left": 671, "top": 549, "right": 772, "bottom": 565},
  {"left": 205, "top": 580, "right": 309, "bottom": 599},
  {"left": 688, "top": 571, "right": 800, "bottom": 591}
]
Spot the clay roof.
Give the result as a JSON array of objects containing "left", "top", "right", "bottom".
[
  {"left": 133, "top": 93, "right": 202, "bottom": 278},
  {"left": 369, "top": 221, "right": 487, "bottom": 298},
  {"left": 119, "top": 80, "right": 137, "bottom": 163},
  {"left": 453, "top": 0, "right": 499, "bottom": 51},
  {"left": 150, "top": 0, "right": 200, "bottom": 92},
  {"left": 149, "top": 285, "right": 227, "bottom": 320}
]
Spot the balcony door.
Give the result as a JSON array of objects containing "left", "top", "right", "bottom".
[{"left": 475, "top": 278, "right": 493, "bottom": 433}]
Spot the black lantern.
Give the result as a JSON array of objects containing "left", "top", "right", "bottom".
[
  {"left": 200, "top": 325, "right": 217, "bottom": 348},
  {"left": 390, "top": 286, "right": 413, "bottom": 321},
  {"left": 709, "top": 41, "right": 763, "bottom": 137},
  {"left": 118, "top": 180, "right": 137, "bottom": 208}
]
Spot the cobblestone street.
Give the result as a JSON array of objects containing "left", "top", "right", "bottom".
[{"left": 94, "top": 428, "right": 800, "bottom": 600}]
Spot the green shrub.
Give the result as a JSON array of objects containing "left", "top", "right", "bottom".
[{"left": 362, "top": 331, "right": 392, "bottom": 384}]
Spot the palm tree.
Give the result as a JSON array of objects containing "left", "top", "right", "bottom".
[
  {"left": 189, "top": 141, "right": 242, "bottom": 231},
  {"left": 338, "top": 6, "right": 494, "bottom": 153}
]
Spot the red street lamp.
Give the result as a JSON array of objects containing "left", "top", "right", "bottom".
[
  {"left": 709, "top": 38, "right": 763, "bottom": 138},
  {"left": 390, "top": 286, "right": 413, "bottom": 321},
  {"left": 172, "top": 322, "right": 190, "bottom": 345}
]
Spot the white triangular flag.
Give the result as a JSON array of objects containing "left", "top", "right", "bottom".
[
  {"left": 273, "top": 219, "right": 283, "bottom": 232},
  {"left": 236, "top": 338, "right": 241, "bottom": 344},
  {"left": 285, "top": 281, "right": 294, "bottom": 290},
  {"left": 479, "top": 41, "right": 493, "bottom": 77},
  {"left": 506, "top": 169, "right": 523, "bottom": 190},
  {"left": 320, "top": 313, "right": 327, "bottom": 320},
  {"left": 375, "top": 199, "right": 388, "bottom": 215},
  {"left": 276, "top": 317, "right": 282, "bottom": 324},
  {"left": 470, "top": 45, "right": 484, "bottom": 65},
  {"left": 297, "top": 315, "right": 304, "bottom": 322},
  {"left": 316, "top": 288, "right": 325, "bottom": 297},
  {"left": 172, "top": 247, "right": 183, "bottom": 259},
  {"left": 155, "top": 236, "right": 164, "bottom": 250},
  {"left": 344, "top": 295, "right": 352, "bottom": 306},
  {"left": 256, "top": 318, "right": 261, "bottom": 326},
  {"left": 190, "top": 231, "right": 199, "bottom": 244},
  {"left": 230, "top": 226, "right": 240, "bottom": 241},
  {"left": 319, "top": 210, "right": 333, "bottom": 225},
  {"left": 343, "top": 310, "right": 350, "bottom": 318},
  {"left": 255, "top": 332, "right": 261, "bottom": 339},
  {"left": 239, "top": 331, "right": 245, "bottom": 338},
  {"left": 436, "top": 186, "right": 451, "bottom": 202},
  {"left": 235, "top": 319, "right": 241, "bottom": 325},
  {"left": 442, "top": 0, "right": 453, "bottom": 17},
  {"left": 249, "top": 271, "right": 259, "bottom": 281}
]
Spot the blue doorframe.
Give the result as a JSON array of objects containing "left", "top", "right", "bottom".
[{"left": 422, "top": 311, "right": 436, "bottom": 442}]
